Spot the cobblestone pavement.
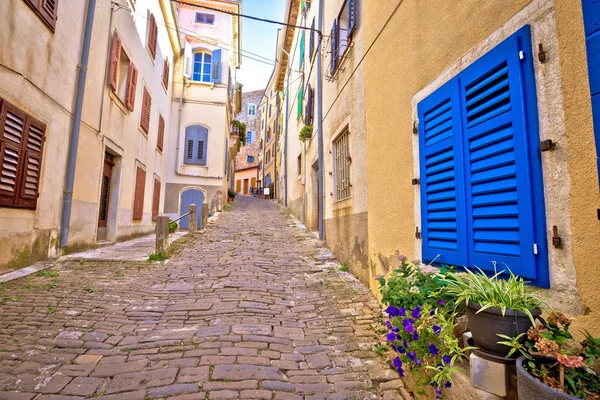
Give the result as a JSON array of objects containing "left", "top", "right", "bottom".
[{"left": 0, "top": 196, "right": 409, "bottom": 400}]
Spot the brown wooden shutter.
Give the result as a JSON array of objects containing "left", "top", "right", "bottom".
[
  {"left": 38, "top": 0, "right": 58, "bottom": 31},
  {"left": 148, "top": 14, "right": 157, "bottom": 60},
  {"left": 157, "top": 114, "right": 165, "bottom": 151},
  {"left": 162, "top": 59, "right": 169, "bottom": 89},
  {"left": 151, "top": 177, "right": 160, "bottom": 221},
  {"left": 0, "top": 100, "right": 27, "bottom": 207},
  {"left": 140, "top": 87, "right": 151, "bottom": 133},
  {"left": 16, "top": 116, "right": 45, "bottom": 209},
  {"left": 126, "top": 63, "right": 138, "bottom": 111},
  {"left": 110, "top": 32, "right": 122, "bottom": 92},
  {"left": 133, "top": 166, "right": 146, "bottom": 220}
]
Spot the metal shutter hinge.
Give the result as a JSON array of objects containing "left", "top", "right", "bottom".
[
  {"left": 533, "top": 244, "right": 538, "bottom": 254},
  {"left": 415, "top": 226, "right": 422, "bottom": 240},
  {"left": 538, "top": 44, "right": 547, "bottom": 63},
  {"left": 412, "top": 178, "right": 420, "bottom": 185},
  {"left": 413, "top": 122, "right": 418, "bottom": 135},
  {"left": 519, "top": 50, "right": 525, "bottom": 60},
  {"left": 540, "top": 139, "right": 556, "bottom": 151},
  {"left": 552, "top": 225, "right": 563, "bottom": 249}
]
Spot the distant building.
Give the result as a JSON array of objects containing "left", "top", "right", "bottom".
[{"left": 234, "top": 90, "right": 262, "bottom": 193}]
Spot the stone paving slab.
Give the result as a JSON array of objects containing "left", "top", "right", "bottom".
[{"left": 0, "top": 196, "right": 409, "bottom": 399}]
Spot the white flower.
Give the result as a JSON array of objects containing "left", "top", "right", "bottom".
[{"left": 409, "top": 286, "right": 420, "bottom": 294}]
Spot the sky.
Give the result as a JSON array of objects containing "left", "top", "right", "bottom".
[{"left": 235, "top": 0, "right": 286, "bottom": 92}]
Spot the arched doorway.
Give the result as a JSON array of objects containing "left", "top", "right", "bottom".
[{"left": 180, "top": 189, "right": 204, "bottom": 229}]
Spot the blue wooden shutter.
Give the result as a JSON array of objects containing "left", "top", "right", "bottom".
[
  {"left": 330, "top": 20, "right": 337, "bottom": 75},
  {"left": 582, "top": 0, "right": 600, "bottom": 187},
  {"left": 211, "top": 49, "right": 222, "bottom": 83},
  {"left": 418, "top": 79, "right": 468, "bottom": 266},
  {"left": 347, "top": 0, "right": 356, "bottom": 40},
  {"left": 458, "top": 26, "right": 547, "bottom": 283},
  {"left": 198, "top": 126, "right": 208, "bottom": 165},
  {"left": 185, "top": 126, "right": 208, "bottom": 165}
]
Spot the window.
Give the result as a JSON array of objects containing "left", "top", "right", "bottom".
[
  {"left": 330, "top": 0, "right": 356, "bottom": 73},
  {"left": 147, "top": 13, "right": 158, "bottom": 60},
  {"left": 266, "top": 150, "right": 271, "bottom": 163},
  {"left": 297, "top": 154, "right": 302, "bottom": 176},
  {"left": 304, "top": 85, "right": 314, "bottom": 126},
  {"left": 309, "top": 18, "right": 316, "bottom": 60},
  {"left": 582, "top": 0, "right": 600, "bottom": 187},
  {"left": 133, "top": 166, "right": 146, "bottom": 220},
  {"left": 157, "top": 114, "right": 165, "bottom": 151},
  {"left": 184, "top": 125, "right": 208, "bottom": 165},
  {"left": 195, "top": 12, "right": 215, "bottom": 24},
  {"left": 247, "top": 131, "right": 254, "bottom": 144},
  {"left": 248, "top": 104, "right": 257, "bottom": 116},
  {"left": 109, "top": 32, "right": 138, "bottom": 110},
  {"left": 297, "top": 81, "right": 304, "bottom": 120},
  {"left": 151, "top": 177, "right": 160, "bottom": 221},
  {"left": 247, "top": 156, "right": 255, "bottom": 163},
  {"left": 23, "top": 0, "right": 58, "bottom": 32},
  {"left": 333, "top": 128, "right": 351, "bottom": 201},
  {"left": 0, "top": 98, "right": 46, "bottom": 210},
  {"left": 162, "top": 58, "right": 170, "bottom": 90},
  {"left": 192, "top": 50, "right": 221, "bottom": 83},
  {"left": 417, "top": 26, "right": 548, "bottom": 287},
  {"left": 193, "top": 52, "right": 212, "bottom": 82},
  {"left": 299, "top": 31, "right": 306, "bottom": 69},
  {"left": 140, "top": 87, "right": 152, "bottom": 133},
  {"left": 266, "top": 173, "right": 271, "bottom": 186}
]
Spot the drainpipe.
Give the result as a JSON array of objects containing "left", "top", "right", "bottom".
[
  {"left": 60, "top": 0, "right": 97, "bottom": 248},
  {"left": 316, "top": 0, "right": 324, "bottom": 240},
  {"left": 175, "top": 77, "right": 185, "bottom": 174}
]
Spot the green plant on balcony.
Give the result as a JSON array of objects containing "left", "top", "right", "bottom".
[
  {"left": 299, "top": 125, "right": 313, "bottom": 142},
  {"left": 232, "top": 120, "right": 247, "bottom": 146}
]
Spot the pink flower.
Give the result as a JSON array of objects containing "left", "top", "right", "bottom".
[
  {"left": 557, "top": 354, "right": 584, "bottom": 368},
  {"left": 527, "top": 325, "right": 542, "bottom": 341},
  {"left": 534, "top": 338, "right": 559, "bottom": 356}
]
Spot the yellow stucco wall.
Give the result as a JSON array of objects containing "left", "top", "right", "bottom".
[{"left": 364, "top": 0, "right": 600, "bottom": 334}]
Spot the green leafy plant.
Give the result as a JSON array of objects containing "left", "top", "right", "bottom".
[
  {"left": 47, "top": 306, "right": 57, "bottom": 316},
  {"left": 227, "top": 188, "right": 237, "bottom": 199},
  {"left": 148, "top": 251, "right": 167, "bottom": 262},
  {"left": 223, "top": 203, "right": 233, "bottom": 211},
  {"left": 339, "top": 265, "right": 349, "bottom": 272},
  {"left": 83, "top": 286, "right": 97, "bottom": 293},
  {"left": 299, "top": 125, "right": 313, "bottom": 142},
  {"left": 169, "top": 221, "right": 178, "bottom": 233},
  {"left": 232, "top": 120, "right": 247, "bottom": 146},
  {"left": 501, "top": 312, "right": 600, "bottom": 398},
  {"left": 441, "top": 266, "right": 548, "bottom": 324}
]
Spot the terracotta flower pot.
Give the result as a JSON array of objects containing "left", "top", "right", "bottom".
[
  {"left": 467, "top": 302, "right": 541, "bottom": 357},
  {"left": 516, "top": 356, "right": 579, "bottom": 400}
]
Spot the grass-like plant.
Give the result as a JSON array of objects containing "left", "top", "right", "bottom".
[{"left": 442, "top": 265, "right": 549, "bottom": 324}]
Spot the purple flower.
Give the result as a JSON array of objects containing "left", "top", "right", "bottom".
[
  {"left": 438, "top": 299, "right": 447, "bottom": 305},
  {"left": 403, "top": 321, "right": 414, "bottom": 334},
  {"left": 397, "top": 367, "right": 405, "bottom": 377},
  {"left": 393, "top": 356, "right": 403, "bottom": 370},
  {"left": 435, "top": 387, "right": 442, "bottom": 398},
  {"left": 397, "top": 254, "right": 408, "bottom": 262},
  {"left": 429, "top": 344, "right": 439, "bottom": 356},
  {"left": 430, "top": 310, "right": 435, "bottom": 316},
  {"left": 443, "top": 355, "right": 451, "bottom": 365},
  {"left": 385, "top": 306, "right": 401, "bottom": 317},
  {"left": 412, "top": 331, "right": 419, "bottom": 341},
  {"left": 445, "top": 381, "right": 452, "bottom": 388},
  {"left": 398, "top": 307, "right": 407, "bottom": 317},
  {"left": 407, "top": 351, "right": 417, "bottom": 361},
  {"left": 398, "top": 345, "right": 406, "bottom": 354},
  {"left": 403, "top": 340, "right": 409, "bottom": 349},
  {"left": 433, "top": 325, "right": 441, "bottom": 335},
  {"left": 386, "top": 321, "right": 392, "bottom": 330},
  {"left": 387, "top": 332, "right": 398, "bottom": 342},
  {"left": 411, "top": 307, "right": 422, "bottom": 319},
  {"left": 415, "top": 359, "right": 422, "bottom": 366},
  {"left": 411, "top": 259, "right": 421, "bottom": 264}
]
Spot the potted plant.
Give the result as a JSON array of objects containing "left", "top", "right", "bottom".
[
  {"left": 299, "top": 125, "right": 313, "bottom": 142},
  {"left": 442, "top": 267, "right": 546, "bottom": 357},
  {"left": 500, "top": 312, "right": 600, "bottom": 399},
  {"left": 227, "top": 188, "right": 236, "bottom": 202},
  {"left": 168, "top": 221, "right": 177, "bottom": 233}
]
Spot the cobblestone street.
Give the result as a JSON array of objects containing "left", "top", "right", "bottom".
[{"left": 0, "top": 196, "right": 408, "bottom": 400}]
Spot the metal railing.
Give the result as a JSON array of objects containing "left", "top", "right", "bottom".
[{"left": 155, "top": 204, "right": 198, "bottom": 255}]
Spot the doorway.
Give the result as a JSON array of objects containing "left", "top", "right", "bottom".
[
  {"left": 243, "top": 178, "right": 249, "bottom": 194},
  {"left": 180, "top": 189, "right": 204, "bottom": 229},
  {"left": 97, "top": 153, "right": 114, "bottom": 241}
]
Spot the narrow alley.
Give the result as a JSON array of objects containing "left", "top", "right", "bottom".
[{"left": 0, "top": 196, "right": 408, "bottom": 400}]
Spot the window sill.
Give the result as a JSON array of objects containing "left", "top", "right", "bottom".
[
  {"left": 188, "top": 80, "right": 215, "bottom": 89},
  {"left": 139, "top": 126, "right": 149, "bottom": 138},
  {"left": 147, "top": 47, "right": 156, "bottom": 64},
  {"left": 332, "top": 196, "right": 353, "bottom": 211},
  {"left": 109, "top": 91, "right": 129, "bottom": 115}
]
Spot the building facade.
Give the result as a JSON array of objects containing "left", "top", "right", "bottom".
[
  {"left": 233, "top": 90, "right": 262, "bottom": 193},
  {"left": 164, "top": 0, "right": 242, "bottom": 229},
  {"left": 0, "top": 0, "right": 179, "bottom": 272},
  {"left": 362, "top": 0, "right": 600, "bottom": 333}
]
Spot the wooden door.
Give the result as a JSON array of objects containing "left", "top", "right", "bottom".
[
  {"left": 243, "top": 179, "right": 249, "bottom": 194},
  {"left": 236, "top": 179, "right": 241, "bottom": 192},
  {"left": 98, "top": 157, "right": 113, "bottom": 228},
  {"left": 180, "top": 189, "right": 203, "bottom": 229}
]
